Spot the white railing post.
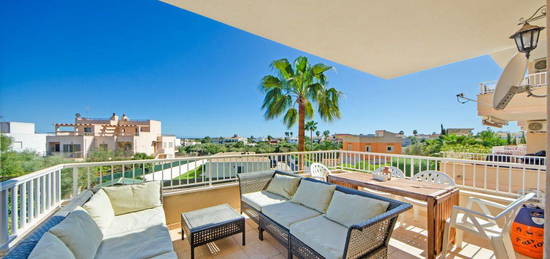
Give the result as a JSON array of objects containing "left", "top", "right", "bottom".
[
  {"left": 0, "top": 189, "right": 9, "bottom": 253},
  {"left": 72, "top": 167, "right": 79, "bottom": 198}
]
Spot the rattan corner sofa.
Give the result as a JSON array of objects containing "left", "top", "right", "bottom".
[
  {"left": 238, "top": 170, "right": 412, "bottom": 259},
  {"left": 4, "top": 181, "right": 176, "bottom": 259}
]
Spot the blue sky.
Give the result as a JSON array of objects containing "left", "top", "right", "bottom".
[{"left": 0, "top": 0, "right": 518, "bottom": 138}]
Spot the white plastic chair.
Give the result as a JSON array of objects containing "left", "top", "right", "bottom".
[
  {"left": 407, "top": 170, "right": 456, "bottom": 219},
  {"left": 309, "top": 163, "right": 331, "bottom": 181},
  {"left": 373, "top": 166, "right": 405, "bottom": 178},
  {"left": 442, "top": 192, "right": 536, "bottom": 259}
]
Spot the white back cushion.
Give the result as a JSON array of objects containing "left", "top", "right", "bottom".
[
  {"left": 28, "top": 232, "right": 76, "bottom": 259},
  {"left": 265, "top": 174, "right": 301, "bottom": 199},
  {"left": 326, "top": 191, "right": 390, "bottom": 227},
  {"left": 83, "top": 189, "right": 115, "bottom": 234},
  {"left": 103, "top": 181, "right": 162, "bottom": 215},
  {"left": 291, "top": 180, "right": 336, "bottom": 213},
  {"left": 49, "top": 207, "right": 103, "bottom": 259}
]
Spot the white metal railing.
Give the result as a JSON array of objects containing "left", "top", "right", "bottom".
[
  {"left": 441, "top": 151, "right": 546, "bottom": 165},
  {"left": 0, "top": 149, "right": 546, "bottom": 252},
  {"left": 479, "top": 71, "right": 547, "bottom": 95}
]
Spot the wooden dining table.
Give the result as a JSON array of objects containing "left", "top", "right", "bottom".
[{"left": 328, "top": 171, "right": 459, "bottom": 259}]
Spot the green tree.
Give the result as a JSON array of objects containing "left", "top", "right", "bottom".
[
  {"left": 1, "top": 134, "right": 12, "bottom": 152},
  {"left": 323, "top": 130, "right": 330, "bottom": 140},
  {"left": 305, "top": 121, "right": 318, "bottom": 141},
  {"left": 201, "top": 136, "right": 211, "bottom": 143},
  {"left": 413, "top": 130, "right": 418, "bottom": 136},
  {"left": 440, "top": 124, "right": 446, "bottom": 135},
  {"left": 315, "top": 130, "right": 321, "bottom": 139},
  {"left": 520, "top": 132, "right": 527, "bottom": 144},
  {"left": 260, "top": 56, "right": 342, "bottom": 151},
  {"left": 506, "top": 133, "right": 512, "bottom": 145}
]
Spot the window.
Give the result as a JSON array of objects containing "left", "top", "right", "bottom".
[
  {"left": 50, "top": 143, "right": 60, "bottom": 152},
  {"left": 141, "top": 127, "right": 150, "bottom": 132},
  {"left": 84, "top": 127, "right": 92, "bottom": 133},
  {"left": 99, "top": 144, "right": 108, "bottom": 151},
  {"left": 386, "top": 145, "right": 394, "bottom": 152},
  {"left": 169, "top": 142, "right": 173, "bottom": 148},
  {"left": 63, "top": 144, "right": 81, "bottom": 153},
  {"left": 365, "top": 145, "right": 372, "bottom": 152},
  {"left": 347, "top": 144, "right": 353, "bottom": 150}
]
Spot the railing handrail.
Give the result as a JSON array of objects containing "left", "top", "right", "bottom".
[{"left": 480, "top": 71, "right": 547, "bottom": 94}]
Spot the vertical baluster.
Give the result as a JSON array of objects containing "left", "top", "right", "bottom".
[
  {"left": 29, "top": 179, "right": 34, "bottom": 222},
  {"left": 41, "top": 176, "right": 46, "bottom": 214},
  {"left": 21, "top": 182, "right": 27, "bottom": 229},
  {"left": 11, "top": 186, "right": 18, "bottom": 234},
  {"left": 521, "top": 165, "right": 526, "bottom": 194},
  {"left": 1, "top": 189, "right": 8, "bottom": 244},
  {"left": 508, "top": 165, "right": 525, "bottom": 192},
  {"left": 47, "top": 173, "right": 52, "bottom": 209}
]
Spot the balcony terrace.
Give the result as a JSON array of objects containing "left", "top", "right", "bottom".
[{"left": 1, "top": 150, "right": 545, "bottom": 258}]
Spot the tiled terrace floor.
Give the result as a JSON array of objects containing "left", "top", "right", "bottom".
[{"left": 169, "top": 208, "right": 532, "bottom": 259}]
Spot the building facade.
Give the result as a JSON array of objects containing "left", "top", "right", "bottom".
[
  {"left": 336, "top": 130, "right": 403, "bottom": 154},
  {"left": 0, "top": 122, "right": 50, "bottom": 155},
  {"left": 46, "top": 113, "right": 176, "bottom": 158}
]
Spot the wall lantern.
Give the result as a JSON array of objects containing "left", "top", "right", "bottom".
[{"left": 510, "top": 5, "right": 546, "bottom": 59}]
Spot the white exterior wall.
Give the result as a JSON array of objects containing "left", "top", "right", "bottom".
[
  {"left": 0, "top": 122, "right": 50, "bottom": 155},
  {"left": 204, "top": 161, "right": 271, "bottom": 180}
]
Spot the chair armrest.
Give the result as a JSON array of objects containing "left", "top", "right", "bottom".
[
  {"left": 453, "top": 206, "right": 497, "bottom": 221},
  {"left": 237, "top": 170, "right": 275, "bottom": 195},
  {"left": 468, "top": 197, "right": 507, "bottom": 209}
]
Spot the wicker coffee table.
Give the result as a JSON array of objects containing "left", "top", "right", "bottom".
[{"left": 181, "top": 204, "right": 245, "bottom": 259}]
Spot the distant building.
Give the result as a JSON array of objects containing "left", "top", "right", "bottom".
[
  {"left": 445, "top": 128, "right": 474, "bottom": 136},
  {"left": 0, "top": 122, "right": 51, "bottom": 155},
  {"left": 223, "top": 135, "right": 248, "bottom": 144},
  {"left": 46, "top": 113, "right": 176, "bottom": 158},
  {"left": 336, "top": 130, "right": 403, "bottom": 154},
  {"left": 181, "top": 139, "right": 200, "bottom": 146},
  {"left": 204, "top": 152, "right": 271, "bottom": 179}
]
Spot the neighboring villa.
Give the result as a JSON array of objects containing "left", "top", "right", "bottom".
[
  {"left": 336, "top": 130, "right": 403, "bottom": 154},
  {"left": 477, "top": 56, "right": 547, "bottom": 154},
  {"left": 46, "top": 113, "right": 177, "bottom": 158},
  {"left": 0, "top": 121, "right": 51, "bottom": 156}
]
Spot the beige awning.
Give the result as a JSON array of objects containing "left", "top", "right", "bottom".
[{"left": 161, "top": 0, "right": 546, "bottom": 78}]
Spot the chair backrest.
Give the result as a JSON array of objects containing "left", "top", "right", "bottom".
[
  {"left": 413, "top": 170, "right": 455, "bottom": 186},
  {"left": 498, "top": 192, "right": 536, "bottom": 229},
  {"left": 372, "top": 166, "right": 405, "bottom": 178},
  {"left": 310, "top": 163, "right": 331, "bottom": 180}
]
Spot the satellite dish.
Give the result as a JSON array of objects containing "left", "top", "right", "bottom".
[{"left": 493, "top": 53, "right": 528, "bottom": 110}]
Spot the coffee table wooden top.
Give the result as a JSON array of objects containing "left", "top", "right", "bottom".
[{"left": 328, "top": 171, "right": 457, "bottom": 201}]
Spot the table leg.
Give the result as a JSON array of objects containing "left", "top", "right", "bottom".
[
  {"left": 427, "top": 190, "right": 460, "bottom": 259},
  {"left": 242, "top": 220, "right": 246, "bottom": 246},
  {"left": 427, "top": 197, "right": 436, "bottom": 259}
]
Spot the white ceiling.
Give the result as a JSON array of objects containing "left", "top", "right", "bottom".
[{"left": 161, "top": 0, "right": 546, "bottom": 78}]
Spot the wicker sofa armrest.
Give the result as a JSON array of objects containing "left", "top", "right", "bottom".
[
  {"left": 344, "top": 202, "right": 411, "bottom": 258},
  {"left": 237, "top": 170, "right": 276, "bottom": 195}
]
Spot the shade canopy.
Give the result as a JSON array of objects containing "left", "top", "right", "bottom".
[{"left": 161, "top": 0, "right": 546, "bottom": 79}]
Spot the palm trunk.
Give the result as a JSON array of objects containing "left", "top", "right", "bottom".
[{"left": 298, "top": 97, "right": 305, "bottom": 152}]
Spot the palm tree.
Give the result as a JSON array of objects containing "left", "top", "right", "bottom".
[
  {"left": 315, "top": 131, "right": 321, "bottom": 142},
  {"left": 305, "top": 121, "right": 318, "bottom": 141},
  {"left": 260, "top": 57, "right": 342, "bottom": 151},
  {"left": 323, "top": 130, "right": 330, "bottom": 140},
  {"left": 284, "top": 131, "right": 290, "bottom": 140}
]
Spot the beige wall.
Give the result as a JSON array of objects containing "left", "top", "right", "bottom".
[
  {"left": 163, "top": 185, "right": 241, "bottom": 228},
  {"left": 526, "top": 132, "right": 547, "bottom": 153}
]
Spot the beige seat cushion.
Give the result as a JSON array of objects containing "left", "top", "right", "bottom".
[
  {"left": 291, "top": 180, "right": 336, "bottom": 213},
  {"left": 49, "top": 207, "right": 103, "bottom": 259},
  {"left": 83, "top": 189, "right": 115, "bottom": 234},
  {"left": 28, "top": 232, "right": 76, "bottom": 259},
  {"left": 265, "top": 174, "right": 301, "bottom": 199},
  {"left": 290, "top": 215, "right": 348, "bottom": 259},
  {"left": 326, "top": 191, "right": 389, "bottom": 227},
  {"left": 103, "top": 181, "right": 162, "bottom": 215},
  {"left": 262, "top": 201, "right": 320, "bottom": 228},
  {"left": 242, "top": 191, "right": 287, "bottom": 211},
  {"left": 104, "top": 206, "right": 166, "bottom": 238},
  {"left": 94, "top": 224, "right": 174, "bottom": 259}
]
